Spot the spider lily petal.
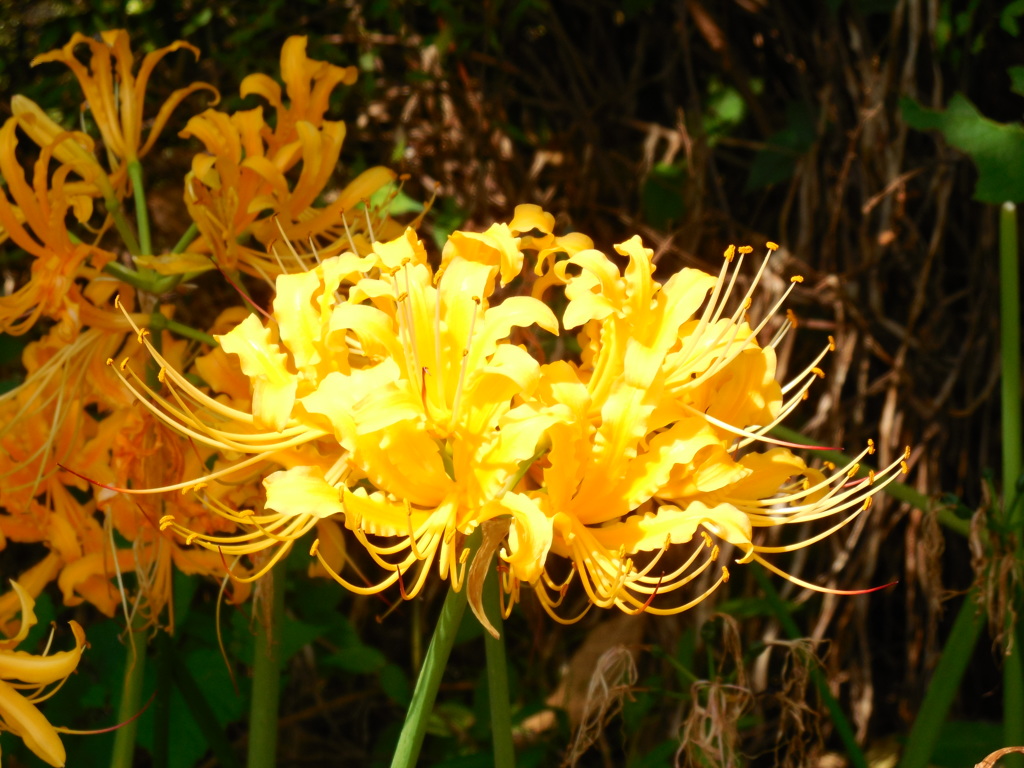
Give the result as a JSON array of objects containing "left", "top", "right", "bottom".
[{"left": 0, "top": 581, "right": 86, "bottom": 767}]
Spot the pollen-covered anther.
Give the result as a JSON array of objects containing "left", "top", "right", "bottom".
[
  {"left": 157, "top": 368, "right": 166, "bottom": 383},
  {"left": 106, "top": 357, "right": 114, "bottom": 366},
  {"left": 868, "top": 469, "right": 876, "bottom": 483},
  {"left": 721, "top": 566, "right": 730, "bottom": 583},
  {"left": 185, "top": 532, "right": 199, "bottom": 545},
  {"left": 791, "top": 275, "right": 804, "bottom": 284},
  {"left": 867, "top": 438, "right": 876, "bottom": 454},
  {"left": 812, "top": 367, "right": 825, "bottom": 378},
  {"left": 119, "top": 357, "right": 130, "bottom": 372},
  {"left": 862, "top": 496, "right": 874, "bottom": 511},
  {"left": 766, "top": 241, "right": 780, "bottom": 251},
  {"left": 136, "top": 327, "right": 150, "bottom": 344},
  {"left": 828, "top": 335, "right": 836, "bottom": 351},
  {"left": 158, "top": 515, "right": 176, "bottom": 529},
  {"left": 723, "top": 245, "right": 736, "bottom": 262},
  {"left": 847, "top": 463, "right": 861, "bottom": 478},
  {"left": 786, "top": 308, "right": 798, "bottom": 327},
  {"left": 738, "top": 245, "right": 754, "bottom": 255}
]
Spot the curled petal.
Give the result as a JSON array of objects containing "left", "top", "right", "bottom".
[
  {"left": 0, "top": 677, "right": 68, "bottom": 767},
  {"left": 218, "top": 314, "right": 297, "bottom": 431},
  {"left": 264, "top": 466, "right": 343, "bottom": 519},
  {"left": 509, "top": 203, "right": 555, "bottom": 235},
  {"left": 496, "top": 493, "right": 553, "bottom": 584}
]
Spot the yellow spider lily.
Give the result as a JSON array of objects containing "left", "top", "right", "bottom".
[
  {"left": 514, "top": 238, "right": 908, "bottom": 619},
  {"left": 0, "top": 313, "right": 249, "bottom": 627},
  {"left": 30, "top": 30, "right": 216, "bottom": 171},
  {"left": 178, "top": 35, "right": 401, "bottom": 281},
  {"left": 9, "top": 96, "right": 115, "bottom": 201},
  {"left": 0, "top": 118, "right": 117, "bottom": 336},
  {"left": 0, "top": 581, "right": 86, "bottom": 767},
  {"left": 98, "top": 206, "right": 908, "bottom": 620},
  {"left": 105, "top": 220, "right": 566, "bottom": 592},
  {"left": 239, "top": 35, "right": 358, "bottom": 155}
]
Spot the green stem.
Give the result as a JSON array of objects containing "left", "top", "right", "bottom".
[
  {"left": 770, "top": 425, "right": 971, "bottom": 538},
  {"left": 999, "top": 202, "right": 1023, "bottom": 765},
  {"left": 752, "top": 565, "right": 867, "bottom": 768},
  {"left": 247, "top": 563, "right": 286, "bottom": 768},
  {"left": 152, "top": 631, "right": 172, "bottom": 768},
  {"left": 898, "top": 590, "right": 985, "bottom": 768},
  {"left": 128, "top": 161, "right": 151, "bottom": 256},
  {"left": 109, "top": 623, "right": 148, "bottom": 768},
  {"left": 1000, "top": 202, "right": 1022, "bottom": 524},
  {"left": 172, "top": 222, "right": 200, "bottom": 255},
  {"left": 104, "top": 194, "right": 142, "bottom": 257},
  {"left": 483, "top": 561, "right": 515, "bottom": 768},
  {"left": 102, "top": 262, "right": 182, "bottom": 296},
  {"left": 148, "top": 311, "right": 218, "bottom": 346},
  {"left": 390, "top": 579, "right": 471, "bottom": 768}
]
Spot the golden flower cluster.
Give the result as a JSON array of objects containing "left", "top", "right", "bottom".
[
  {"left": 114, "top": 206, "right": 908, "bottom": 621},
  {"left": 0, "top": 30, "right": 408, "bottom": 757}
]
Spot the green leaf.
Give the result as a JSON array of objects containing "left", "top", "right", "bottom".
[
  {"left": 901, "top": 94, "right": 1024, "bottom": 203},
  {"left": 925, "top": 720, "right": 1003, "bottom": 768},
  {"left": 280, "top": 615, "right": 328, "bottom": 663},
  {"left": 137, "top": 646, "right": 245, "bottom": 768},
  {"left": 1010, "top": 66, "right": 1024, "bottom": 97},
  {"left": 380, "top": 661, "right": 412, "bottom": 706},
  {"left": 746, "top": 101, "right": 816, "bottom": 191},
  {"left": 323, "top": 643, "right": 387, "bottom": 673},
  {"left": 0, "top": 333, "right": 26, "bottom": 366},
  {"left": 1001, "top": 0, "right": 1024, "bottom": 35},
  {"left": 425, "top": 700, "right": 475, "bottom": 737},
  {"left": 641, "top": 162, "right": 687, "bottom": 230},
  {"left": 628, "top": 739, "right": 680, "bottom": 768}
]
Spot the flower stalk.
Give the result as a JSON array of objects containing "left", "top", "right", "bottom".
[
  {"left": 172, "top": 222, "right": 200, "bottom": 255},
  {"left": 483, "top": 561, "right": 515, "bottom": 768},
  {"left": 105, "top": 194, "right": 143, "bottom": 257},
  {"left": 128, "top": 160, "right": 152, "bottom": 256},
  {"left": 109, "top": 622, "right": 148, "bottom": 768},
  {"left": 999, "top": 202, "right": 1023, "bottom": 764},
  {"left": 247, "top": 562, "right": 286, "bottom": 768},
  {"left": 390, "top": 533, "right": 477, "bottom": 768}
]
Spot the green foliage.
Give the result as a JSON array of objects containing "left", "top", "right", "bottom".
[
  {"left": 641, "top": 162, "right": 687, "bottom": 231},
  {"left": 1010, "top": 66, "right": 1024, "bottom": 96},
  {"left": 927, "top": 720, "right": 1004, "bottom": 768},
  {"left": 902, "top": 93, "right": 1024, "bottom": 202},
  {"left": 745, "top": 102, "right": 817, "bottom": 191}
]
